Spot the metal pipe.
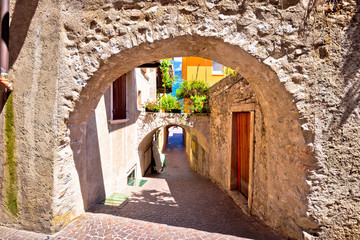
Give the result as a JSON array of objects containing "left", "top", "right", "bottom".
[
  {"left": 1, "top": 0, "right": 8, "bottom": 72},
  {"left": 0, "top": 0, "right": 11, "bottom": 91}
]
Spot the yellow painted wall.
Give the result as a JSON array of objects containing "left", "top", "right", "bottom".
[{"left": 182, "top": 57, "right": 226, "bottom": 85}]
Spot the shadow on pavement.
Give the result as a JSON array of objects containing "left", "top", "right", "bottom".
[{"left": 89, "top": 130, "right": 284, "bottom": 239}]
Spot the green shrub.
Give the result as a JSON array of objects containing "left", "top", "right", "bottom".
[
  {"left": 175, "top": 80, "right": 210, "bottom": 100},
  {"left": 190, "top": 95, "right": 210, "bottom": 113},
  {"left": 159, "top": 94, "right": 182, "bottom": 111},
  {"left": 160, "top": 59, "right": 177, "bottom": 91}
]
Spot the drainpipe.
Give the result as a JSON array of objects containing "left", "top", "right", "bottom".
[{"left": 0, "top": 0, "right": 11, "bottom": 92}]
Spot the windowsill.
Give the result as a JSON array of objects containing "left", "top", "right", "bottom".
[{"left": 108, "top": 119, "right": 129, "bottom": 124}]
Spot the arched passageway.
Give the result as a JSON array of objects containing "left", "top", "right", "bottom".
[
  {"left": 88, "top": 124, "right": 283, "bottom": 239},
  {"left": 65, "top": 37, "right": 315, "bottom": 239}
]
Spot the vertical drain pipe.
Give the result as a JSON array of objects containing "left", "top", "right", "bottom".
[{"left": 0, "top": 0, "right": 11, "bottom": 92}]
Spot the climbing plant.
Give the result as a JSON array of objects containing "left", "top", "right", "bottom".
[{"left": 159, "top": 58, "right": 177, "bottom": 95}]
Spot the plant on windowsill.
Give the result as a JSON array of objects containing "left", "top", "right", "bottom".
[
  {"left": 159, "top": 94, "right": 182, "bottom": 113},
  {"left": 170, "top": 100, "right": 182, "bottom": 113},
  {"left": 144, "top": 99, "right": 160, "bottom": 112}
]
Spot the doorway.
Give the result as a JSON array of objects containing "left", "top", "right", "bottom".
[
  {"left": 231, "top": 109, "right": 254, "bottom": 201},
  {"left": 235, "top": 112, "right": 251, "bottom": 198}
]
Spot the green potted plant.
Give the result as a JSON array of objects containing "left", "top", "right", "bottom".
[
  {"left": 144, "top": 99, "right": 160, "bottom": 112},
  {"left": 176, "top": 80, "right": 210, "bottom": 113},
  {"left": 175, "top": 81, "right": 191, "bottom": 113},
  {"left": 190, "top": 95, "right": 211, "bottom": 113},
  {"left": 159, "top": 94, "right": 182, "bottom": 113},
  {"left": 189, "top": 79, "right": 210, "bottom": 96},
  {"left": 171, "top": 100, "right": 182, "bottom": 113}
]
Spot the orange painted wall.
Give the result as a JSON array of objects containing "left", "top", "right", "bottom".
[{"left": 181, "top": 57, "right": 226, "bottom": 85}]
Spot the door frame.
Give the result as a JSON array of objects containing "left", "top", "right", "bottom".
[{"left": 229, "top": 103, "right": 255, "bottom": 210}]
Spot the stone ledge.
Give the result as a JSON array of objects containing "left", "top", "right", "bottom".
[
  {"left": 108, "top": 119, "right": 129, "bottom": 124},
  {"left": 226, "top": 189, "right": 251, "bottom": 216}
]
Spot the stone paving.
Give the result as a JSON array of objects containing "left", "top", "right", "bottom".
[
  {"left": 0, "top": 128, "right": 284, "bottom": 240},
  {"left": 0, "top": 226, "right": 47, "bottom": 240}
]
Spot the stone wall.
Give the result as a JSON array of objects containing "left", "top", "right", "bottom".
[
  {"left": 2, "top": 0, "right": 359, "bottom": 239},
  {"left": 0, "top": 87, "right": 7, "bottom": 215},
  {"left": 184, "top": 74, "right": 315, "bottom": 238},
  {"left": 185, "top": 123, "right": 211, "bottom": 177},
  {"left": 209, "top": 74, "right": 317, "bottom": 238}
]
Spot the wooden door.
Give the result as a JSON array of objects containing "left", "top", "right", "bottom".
[
  {"left": 113, "top": 74, "right": 126, "bottom": 120},
  {"left": 236, "top": 112, "right": 250, "bottom": 198}
]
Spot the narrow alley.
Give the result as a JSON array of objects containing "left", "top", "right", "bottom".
[{"left": 0, "top": 127, "right": 283, "bottom": 240}]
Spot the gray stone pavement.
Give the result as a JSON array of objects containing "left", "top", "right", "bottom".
[{"left": 0, "top": 128, "right": 284, "bottom": 240}]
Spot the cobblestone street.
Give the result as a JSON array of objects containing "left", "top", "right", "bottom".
[{"left": 0, "top": 129, "right": 283, "bottom": 240}]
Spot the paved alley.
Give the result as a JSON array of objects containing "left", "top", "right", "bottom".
[{"left": 0, "top": 127, "right": 283, "bottom": 240}]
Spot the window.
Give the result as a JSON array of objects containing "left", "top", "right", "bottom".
[
  {"left": 127, "top": 169, "right": 135, "bottom": 185},
  {"left": 110, "top": 73, "right": 127, "bottom": 123},
  {"left": 212, "top": 61, "right": 224, "bottom": 75}
]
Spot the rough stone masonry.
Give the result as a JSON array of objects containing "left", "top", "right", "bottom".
[{"left": 0, "top": 0, "right": 359, "bottom": 239}]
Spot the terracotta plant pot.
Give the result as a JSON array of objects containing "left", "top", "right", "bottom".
[{"left": 183, "top": 98, "right": 191, "bottom": 113}]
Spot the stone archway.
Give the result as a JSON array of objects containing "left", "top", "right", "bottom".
[
  {"left": 64, "top": 35, "right": 316, "bottom": 238},
  {"left": 7, "top": 0, "right": 336, "bottom": 238},
  {"left": 136, "top": 112, "right": 210, "bottom": 148},
  {"left": 136, "top": 115, "right": 210, "bottom": 179}
]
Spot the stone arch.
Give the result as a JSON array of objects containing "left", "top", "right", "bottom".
[
  {"left": 135, "top": 112, "right": 210, "bottom": 188},
  {"left": 136, "top": 112, "right": 210, "bottom": 149},
  {"left": 137, "top": 120, "right": 209, "bottom": 178},
  {"left": 65, "top": 35, "right": 316, "bottom": 238},
  {"left": 53, "top": 1, "right": 319, "bottom": 238}
]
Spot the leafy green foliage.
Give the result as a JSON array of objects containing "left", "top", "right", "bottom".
[
  {"left": 175, "top": 80, "right": 210, "bottom": 100},
  {"left": 190, "top": 95, "right": 210, "bottom": 113},
  {"left": 175, "top": 80, "right": 190, "bottom": 99},
  {"left": 159, "top": 94, "right": 182, "bottom": 112},
  {"left": 160, "top": 59, "right": 177, "bottom": 90},
  {"left": 223, "top": 66, "right": 238, "bottom": 76}
]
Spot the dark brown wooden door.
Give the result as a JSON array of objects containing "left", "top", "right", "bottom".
[
  {"left": 113, "top": 74, "right": 126, "bottom": 120},
  {"left": 236, "top": 112, "right": 250, "bottom": 198}
]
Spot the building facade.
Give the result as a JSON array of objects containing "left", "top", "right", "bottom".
[{"left": 182, "top": 57, "right": 227, "bottom": 85}]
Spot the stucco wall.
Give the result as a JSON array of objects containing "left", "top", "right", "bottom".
[
  {"left": 85, "top": 68, "right": 156, "bottom": 207},
  {"left": 135, "top": 68, "right": 157, "bottom": 109}
]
